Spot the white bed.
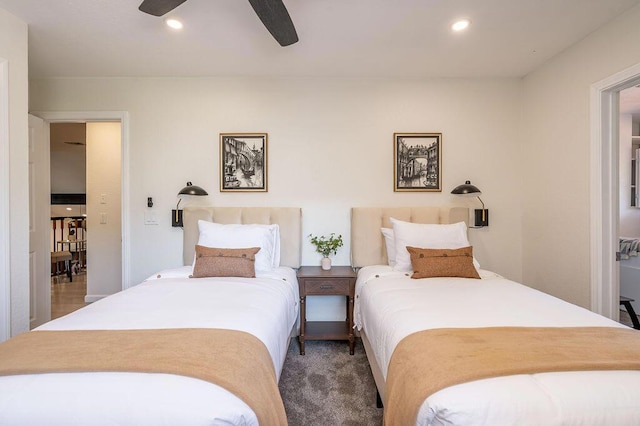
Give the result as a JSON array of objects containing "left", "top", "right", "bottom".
[
  {"left": 0, "top": 206, "right": 301, "bottom": 426},
  {"left": 351, "top": 207, "right": 640, "bottom": 426}
]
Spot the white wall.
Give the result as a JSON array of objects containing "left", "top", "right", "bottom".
[
  {"left": 521, "top": 4, "right": 640, "bottom": 308},
  {"left": 619, "top": 114, "right": 640, "bottom": 237},
  {"left": 50, "top": 151, "right": 86, "bottom": 193},
  {"left": 30, "top": 77, "right": 523, "bottom": 319},
  {"left": 50, "top": 123, "right": 86, "bottom": 194},
  {"left": 0, "top": 8, "right": 28, "bottom": 337},
  {"left": 86, "top": 122, "right": 122, "bottom": 299}
]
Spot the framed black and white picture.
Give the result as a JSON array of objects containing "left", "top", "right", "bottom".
[
  {"left": 220, "top": 133, "right": 268, "bottom": 192},
  {"left": 393, "top": 132, "right": 442, "bottom": 192}
]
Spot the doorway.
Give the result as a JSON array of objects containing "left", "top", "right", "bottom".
[
  {"left": 591, "top": 63, "right": 640, "bottom": 320},
  {"left": 32, "top": 111, "right": 129, "bottom": 325},
  {"left": 618, "top": 87, "right": 640, "bottom": 325},
  {"left": 0, "top": 59, "right": 9, "bottom": 340},
  {"left": 49, "top": 122, "right": 88, "bottom": 319}
]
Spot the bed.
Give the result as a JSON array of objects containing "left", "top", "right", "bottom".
[
  {"left": 0, "top": 206, "right": 301, "bottom": 426},
  {"left": 351, "top": 206, "right": 640, "bottom": 426}
]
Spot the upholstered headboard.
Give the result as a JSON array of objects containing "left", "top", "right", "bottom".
[
  {"left": 183, "top": 206, "right": 302, "bottom": 268},
  {"left": 350, "top": 206, "right": 469, "bottom": 268}
]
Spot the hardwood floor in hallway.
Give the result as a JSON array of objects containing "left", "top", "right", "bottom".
[{"left": 51, "top": 271, "right": 88, "bottom": 320}]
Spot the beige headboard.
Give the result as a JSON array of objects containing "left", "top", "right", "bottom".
[
  {"left": 350, "top": 206, "right": 469, "bottom": 268},
  {"left": 183, "top": 206, "right": 302, "bottom": 268}
]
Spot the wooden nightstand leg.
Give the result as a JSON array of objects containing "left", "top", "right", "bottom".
[
  {"left": 299, "top": 296, "right": 306, "bottom": 355},
  {"left": 348, "top": 295, "right": 355, "bottom": 355},
  {"left": 376, "top": 389, "right": 383, "bottom": 408}
]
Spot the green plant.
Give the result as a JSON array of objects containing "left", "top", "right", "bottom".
[{"left": 308, "top": 233, "right": 344, "bottom": 258}]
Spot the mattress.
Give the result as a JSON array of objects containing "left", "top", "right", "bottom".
[
  {"left": 0, "top": 266, "right": 299, "bottom": 426},
  {"left": 355, "top": 265, "right": 640, "bottom": 426}
]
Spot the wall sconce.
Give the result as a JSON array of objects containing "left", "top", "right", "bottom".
[
  {"left": 172, "top": 182, "right": 209, "bottom": 227},
  {"left": 451, "top": 180, "right": 489, "bottom": 227}
]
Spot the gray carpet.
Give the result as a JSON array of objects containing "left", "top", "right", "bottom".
[
  {"left": 279, "top": 314, "right": 637, "bottom": 425},
  {"left": 279, "top": 313, "right": 637, "bottom": 426},
  {"left": 279, "top": 338, "right": 383, "bottom": 426}
]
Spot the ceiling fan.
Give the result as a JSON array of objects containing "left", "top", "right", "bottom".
[{"left": 138, "top": 0, "right": 298, "bottom": 47}]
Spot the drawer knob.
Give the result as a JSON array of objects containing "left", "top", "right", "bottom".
[{"left": 320, "top": 285, "right": 333, "bottom": 289}]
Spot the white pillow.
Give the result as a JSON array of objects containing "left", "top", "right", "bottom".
[
  {"left": 196, "top": 220, "right": 280, "bottom": 272},
  {"left": 381, "top": 227, "right": 396, "bottom": 267},
  {"left": 390, "top": 218, "right": 478, "bottom": 272}
]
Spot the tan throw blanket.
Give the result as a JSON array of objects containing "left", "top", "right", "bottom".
[
  {"left": 385, "top": 326, "right": 640, "bottom": 426},
  {"left": 0, "top": 328, "right": 287, "bottom": 425}
]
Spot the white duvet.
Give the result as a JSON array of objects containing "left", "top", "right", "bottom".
[
  {"left": 0, "top": 266, "right": 299, "bottom": 426},
  {"left": 355, "top": 265, "right": 640, "bottom": 426}
]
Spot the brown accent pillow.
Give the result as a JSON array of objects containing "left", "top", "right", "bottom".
[
  {"left": 407, "top": 246, "right": 480, "bottom": 279},
  {"left": 191, "top": 246, "right": 261, "bottom": 278}
]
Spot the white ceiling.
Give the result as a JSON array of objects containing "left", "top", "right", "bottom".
[{"left": 1, "top": 0, "right": 639, "bottom": 79}]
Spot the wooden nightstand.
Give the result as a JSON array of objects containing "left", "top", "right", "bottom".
[{"left": 297, "top": 265, "right": 357, "bottom": 355}]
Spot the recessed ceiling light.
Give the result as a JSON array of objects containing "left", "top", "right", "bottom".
[
  {"left": 165, "top": 18, "right": 183, "bottom": 30},
  {"left": 452, "top": 19, "right": 471, "bottom": 32}
]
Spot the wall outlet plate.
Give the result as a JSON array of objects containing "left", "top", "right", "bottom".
[{"left": 144, "top": 211, "right": 158, "bottom": 225}]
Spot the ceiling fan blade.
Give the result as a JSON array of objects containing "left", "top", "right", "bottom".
[
  {"left": 139, "top": 0, "right": 188, "bottom": 17},
  {"left": 247, "top": 0, "right": 298, "bottom": 46}
]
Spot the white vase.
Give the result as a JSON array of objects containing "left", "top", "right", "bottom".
[{"left": 321, "top": 257, "right": 332, "bottom": 270}]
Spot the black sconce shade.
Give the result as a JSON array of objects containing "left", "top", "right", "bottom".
[
  {"left": 178, "top": 182, "right": 208, "bottom": 196},
  {"left": 451, "top": 180, "right": 481, "bottom": 196}
]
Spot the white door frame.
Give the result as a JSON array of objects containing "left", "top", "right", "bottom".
[
  {"left": 34, "top": 111, "right": 131, "bottom": 291},
  {"left": 0, "top": 59, "right": 10, "bottom": 342},
  {"left": 590, "top": 63, "right": 640, "bottom": 318}
]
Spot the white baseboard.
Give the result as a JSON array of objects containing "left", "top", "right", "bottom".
[{"left": 84, "top": 294, "right": 109, "bottom": 303}]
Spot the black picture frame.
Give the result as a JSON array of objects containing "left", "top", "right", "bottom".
[
  {"left": 393, "top": 133, "right": 442, "bottom": 192},
  {"left": 220, "top": 133, "right": 268, "bottom": 192}
]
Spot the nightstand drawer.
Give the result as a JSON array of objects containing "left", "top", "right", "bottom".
[{"left": 304, "top": 279, "right": 350, "bottom": 295}]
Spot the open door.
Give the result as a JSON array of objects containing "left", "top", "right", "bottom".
[{"left": 29, "top": 114, "right": 51, "bottom": 328}]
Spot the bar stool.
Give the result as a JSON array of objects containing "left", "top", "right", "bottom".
[
  {"left": 620, "top": 296, "right": 640, "bottom": 330},
  {"left": 51, "top": 251, "right": 73, "bottom": 283}
]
